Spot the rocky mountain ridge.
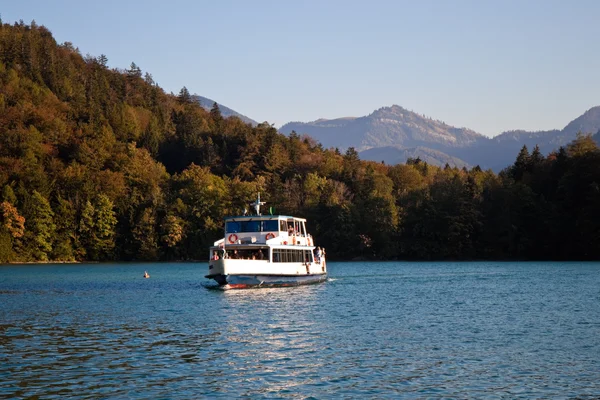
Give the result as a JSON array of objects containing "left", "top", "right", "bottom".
[
  {"left": 280, "top": 105, "right": 487, "bottom": 153},
  {"left": 280, "top": 105, "right": 600, "bottom": 170}
]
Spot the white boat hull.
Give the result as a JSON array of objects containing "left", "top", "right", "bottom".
[{"left": 206, "top": 258, "right": 327, "bottom": 288}]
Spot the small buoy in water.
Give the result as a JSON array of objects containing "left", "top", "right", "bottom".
[{"left": 143, "top": 271, "right": 150, "bottom": 278}]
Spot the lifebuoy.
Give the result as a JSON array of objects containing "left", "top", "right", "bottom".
[
  {"left": 228, "top": 233, "right": 238, "bottom": 244},
  {"left": 265, "top": 232, "right": 275, "bottom": 240}
]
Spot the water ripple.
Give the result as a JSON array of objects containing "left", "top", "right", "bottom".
[{"left": 1, "top": 261, "right": 600, "bottom": 398}]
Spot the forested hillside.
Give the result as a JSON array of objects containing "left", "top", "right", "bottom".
[{"left": 1, "top": 21, "right": 600, "bottom": 262}]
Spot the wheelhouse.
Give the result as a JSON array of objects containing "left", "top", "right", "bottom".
[
  {"left": 221, "top": 215, "right": 312, "bottom": 246},
  {"left": 224, "top": 216, "right": 308, "bottom": 239}
]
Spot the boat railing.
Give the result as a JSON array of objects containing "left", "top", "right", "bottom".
[
  {"left": 221, "top": 231, "right": 316, "bottom": 247},
  {"left": 282, "top": 233, "right": 313, "bottom": 246}
]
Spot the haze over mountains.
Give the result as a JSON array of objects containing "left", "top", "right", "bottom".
[{"left": 279, "top": 105, "right": 600, "bottom": 171}]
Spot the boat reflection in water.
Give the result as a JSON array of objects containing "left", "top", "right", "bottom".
[{"left": 215, "top": 284, "right": 328, "bottom": 393}]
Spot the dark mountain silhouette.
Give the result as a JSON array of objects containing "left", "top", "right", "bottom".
[{"left": 193, "top": 95, "right": 259, "bottom": 126}]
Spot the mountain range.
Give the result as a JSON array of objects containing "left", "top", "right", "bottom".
[
  {"left": 279, "top": 105, "right": 600, "bottom": 171},
  {"left": 190, "top": 95, "right": 600, "bottom": 171}
]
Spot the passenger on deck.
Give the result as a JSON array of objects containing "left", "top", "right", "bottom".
[
  {"left": 257, "top": 250, "right": 264, "bottom": 260},
  {"left": 231, "top": 250, "right": 239, "bottom": 259}
]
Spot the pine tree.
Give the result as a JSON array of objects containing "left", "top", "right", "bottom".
[
  {"left": 144, "top": 72, "right": 154, "bottom": 85},
  {"left": 127, "top": 62, "right": 142, "bottom": 78},
  {"left": 77, "top": 195, "right": 117, "bottom": 260},
  {"left": 177, "top": 86, "right": 191, "bottom": 104},
  {"left": 94, "top": 194, "right": 117, "bottom": 259},
  {"left": 98, "top": 54, "right": 108, "bottom": 67},
  {"left": 529, "top": 145, "right": 545, "bottom": 173},
  {"left": 132, "top": 207, "right": 158, "bottom": 260},
  {"left": 2, "top": 185, "right": 17, "bottom": 205},
  {"left": 78, "top": 200, "right": 95, "bottom": 259},
  {"left": 25, "top": 190, "right": 56, "bottom": 261},
  {"left": 52, "top": 196, "right": 76, "bottom": 261},
  {"left": 210, "top": 102, "right": 222, "bottom": 122},
  {"left": 511, "top": 145, "right": 530, "bottom": 181}
]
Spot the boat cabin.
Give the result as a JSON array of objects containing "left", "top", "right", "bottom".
[
  {"left": 222, "top": 215, "right": 312, "bottom": 246},
  {"left": 209, "top": 215, "right": 317, "bottom": 264}
]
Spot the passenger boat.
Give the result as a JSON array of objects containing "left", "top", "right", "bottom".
[{"left": 205, "top": 194, "right": 327, "bottom": 289}]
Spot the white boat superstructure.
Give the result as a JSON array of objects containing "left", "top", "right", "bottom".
[{"left": 206, "top": 194, "right": 327, "bottom": 288}]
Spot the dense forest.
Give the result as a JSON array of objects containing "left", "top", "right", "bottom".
[{"left": 1, "top": 21, "right": 600, "bottom": 263}]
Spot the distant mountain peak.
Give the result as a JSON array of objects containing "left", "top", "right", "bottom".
[
  {"left": 583, "top": 105, "right": 600, "bottom": 115},
  {"left": 563, "top": 105, "right": 600, "bottom": 132},
  {"left": 192, "top": 95, "right": 258, "bottom": 126},
  {"left": 279, "top": 104, "right": 489, "bottom": 168}
]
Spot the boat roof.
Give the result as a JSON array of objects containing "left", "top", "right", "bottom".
[{"left": 224, "top": 215, "right": 306, "bottom": 222}]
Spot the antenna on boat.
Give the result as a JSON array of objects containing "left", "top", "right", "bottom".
[{"left": 251, "top": 193, "right": 266, "bottom": 215}]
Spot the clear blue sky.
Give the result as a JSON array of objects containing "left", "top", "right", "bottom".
[{"left": 3, "top": 0, "right": 599, "bottom": 136}]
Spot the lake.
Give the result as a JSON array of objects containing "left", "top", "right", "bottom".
[{"left": 1, "top": 261, "right": 599, "bottom": 398}]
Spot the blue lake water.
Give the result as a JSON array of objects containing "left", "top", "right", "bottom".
[{"left": 1, "top": 261, "right": 600, "bottom": 398}]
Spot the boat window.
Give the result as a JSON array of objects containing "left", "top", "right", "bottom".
[
  {"left": 241, "top": 220, "right": 261, "bottom": 232},
  {"left": 262, "top": 220, "right": 279, "bottom": 232},
  {"left": 279, "top": 220, "right": 287, "bottom": 231},
  {"left": 227, "top": 220, "right": 283, "bottom": 233},
  {"left": 272, "top": 249, "right": 309, "bottom": 263},
  {"left": 226, "top": 221, "right": 240, "bottom": 233},
  {"left": 304, "top": 250, "right": 312, "bottom": 262}
]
